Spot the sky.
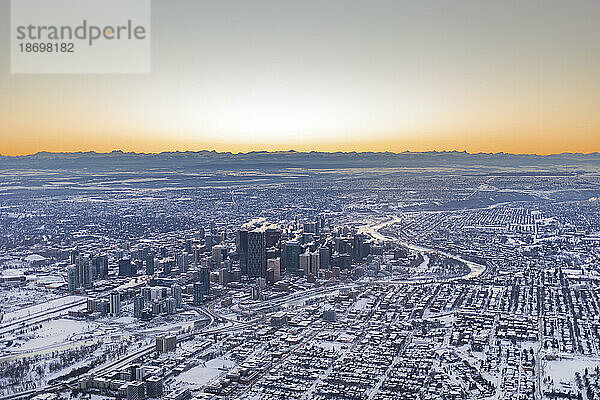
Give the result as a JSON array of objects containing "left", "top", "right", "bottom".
[{"left": 1, "top": 0, "right": 599, "bottom": 156}]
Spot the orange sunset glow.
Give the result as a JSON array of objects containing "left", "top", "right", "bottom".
[{"left": 1, "top": 0, "right": 599, "bottom": 155}]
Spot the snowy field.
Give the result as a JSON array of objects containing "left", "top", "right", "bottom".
[
  {"left": 545, "top": 356, "right": 600, "bottom": 385},
  {"left": 15, "top": 318, "right": 97, "bottom": 351},
  {"left": 176, "top": 358, "right": 236, "bottom": 387},
  {"left": 316, "top": 341, "right": 345, "bottom": 351}
]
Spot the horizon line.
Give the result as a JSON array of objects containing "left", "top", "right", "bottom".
[{"left": 2, "top": 148, "right": 600, "bottom": 158}]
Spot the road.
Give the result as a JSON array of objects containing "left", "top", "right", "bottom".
[
  {"left": 0, "top": 299, "right": 88, "bottom": 337},
  {"left": 0, "top": 304, "right": 227, "bottom": 400}
]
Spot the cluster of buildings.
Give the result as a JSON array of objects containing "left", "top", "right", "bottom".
[
  {"left": 67, "top": 217, "right": 392, "bottom": 326},
  {"left": 3, "top": 165, "right": 600, "bottom": 400}
]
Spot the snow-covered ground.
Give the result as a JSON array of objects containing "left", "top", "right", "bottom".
[
  {"left": 316, "top": 341, "right": 345, "bottom": 351},
  {"left": 2, "top": 295, "right": 86, "bottom": 323},
  {"left": 545, "top": 356, "right": 600, "bottom": 383},
  {"left": 15, "top": 318, "right": 97, "bottom": 351},
  {"left": 176, "top": 358, "right": 236, "bottom": 387}
]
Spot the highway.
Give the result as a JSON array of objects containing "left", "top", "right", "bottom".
[
  {"left": 0, "top": 303, "right": 253, "bottom": 400},
  {"left": 0, "top": 299, "right": 88, "bottom": 337},
  {"left": 238, "top": 284, "right": 360, "bottom": 315}
]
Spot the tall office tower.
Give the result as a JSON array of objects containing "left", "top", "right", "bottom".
[
  {"left": 353, "top": 233, "right": 368, "bottom": 261},
  {"left": 267, "top": 258, "right": 281, "bottom": 282},
  {"left": 314, "top": 217, "right": 321, "bottom": 236},
  {"left": 133, "top": 295, "right": 144, "bottom": 318},
  {"left": 212, "top": 245, "right": 224, "bottom": 263},
  {"left": 75, "top": 257, "right": 84, "bottom": 287},
  {"left": 299, "top": 252, "right": 310, "bottom": 276},
  {"left": 69, "top": 250, "right": 79, "bottom": 265},
  {"left": 161, "top": 259, "right": 173, "bottom": 276},
  {"left": 280, "top": 241, "right": 287, "bottom": 272},
  {"left": 145, "top": 255, "right": 155, "bottom": 275},
  {"left": 193, "top": 247, "right": 201, "bottom": 266},
  {"left": 141, "top": 286, "right": 152, "bottom": 302},
  {"left": 176, "top": 252, "right": 189, "bottom": 272},
  {"left": 110, "top": 291, "right": 121, "bottom": 315},
  {"left": 119, "top": 258, "right": 134, "bottom": 277},
  {"left": 67, "top": 265, "right": 79, "bottom": 292},
  {"left": 151, "top": 301, "right": 161, "bottom": 316},
  {"left": 335, "top": 237, "right": 353, "bottom": 255},
  {"left": 193, "top": 282, "right": 205, "bottom": 305},
  {"left": 265, "top": 228, "right": 282, "bottom": 248},
  {"left": 204, "top": 235, "right": 214, "bottom": 251},
  {"left": 335, "top": 253, "right": 352, "bottom": 270},
  {"left": 199, "top": 266, "right": 210, "bottom": 296},
  {"left": 247, "top": 230, "right": 267, "bottom": 278},
  {"left": 310, "top": 251, "right": 320, "bottom": 276},
  {"left": 89, "top": 257, "right": 98, "bottom": 279},
  {"left": 303, "top": 222, "right": 316, "bottom": 234},
  {"left": 135, "top": 247, "right": 149, "bottom": 261},
  {"left": 171, "top": 284, "right": 183, "bottom": 308},
  {"left": 284, "top": 240, "right": 301, "bottom": 275},
  {"left": 210, "top": 220, "right": 217, "bottom": 234},
  {"left": 251, "top": 285, "right": 260, "bottom": 300},
  {"left": 79, "top": 257, "right": 92, "bottom": 288},
  {"left": 166, "top": 297, "right": 176, "bottom": 314},
  {"left": 319, "top": 246, "right": 330, "bottom": 268},
  {"left": 193, "top": 282, "right": 201, "bottom": 305},
  {"left": 256, "top": 277, "right": 266, "bottom": 290},
  {"left": 219, "top": 269, "right": 232, "bottom": 285},
  {"left": 237, "top": 229, "right": 249, "bottom": 276},
  {"left": 129, "top": 364, "right": 142, "bottom": 382},
  {"left": 93, "top": 255, "right": 109, "bottom": 279}
]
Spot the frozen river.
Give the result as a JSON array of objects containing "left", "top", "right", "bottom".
[{"left": 359, "top": 216, "right": 486, "bottom": 280}]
